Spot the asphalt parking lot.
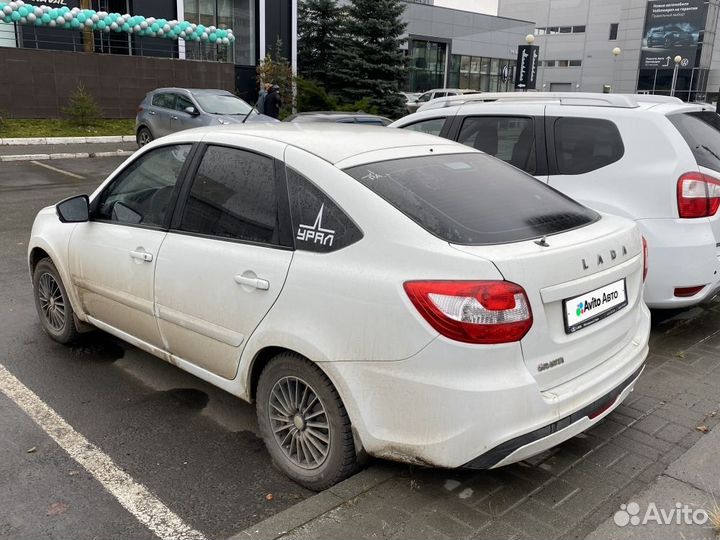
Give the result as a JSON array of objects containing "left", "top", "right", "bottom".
[{"left": 2, "top": 157, "right": 720, "bottom": 540}]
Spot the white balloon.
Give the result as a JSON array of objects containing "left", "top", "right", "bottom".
[
  {"left": 55, "top": 16, "right": 64, "bottom": 24},
  {"left": 63, "top": 12, "right": 72, "bottom": 20},
  {"left": 19, "top": 16, "right": 26, "bottom": 23},
  {"left": 110, "top": 22, "right": 118, "bottom": 30},
  {"left": 84, "top": 19, "right": 93, "bottom": 26},
  {"left": 146, "top": 16, "right": 155, "bottom": 24},
  {"left": 48, "top": 19, "right": 55, "bottom": 26},
  {"left": 157, "top": 28, "right": 164, "bottom": 35},
  {"left": 162, "top": 23, "right": 170, "bottom": 32},
  {"left": 33, "top": 7, "right": 41, "bottom": 15},
  {"left": 103, "top": 25, "right": 110, "bottom": 32},
  {"left": 133, "top": 24, "right": 140, "bottom": 32},
  {"left": 97, "top": 11, "right": 106, "bottom": 17},
  {"left": 8, "top": 2, "right": 17, "bottom": 9},
  {"left": 91, "top": 14, "right": 98, "bottom": 21},
  {"left": 26, "top": 12, "right": 35, "bottom": 21},
  {"left": 140, "top": 20, "right": 147, "bottom": 28},
  {"left": 41, "top": 5, "right": 50, "bottom": 12},
  {"left": 2, "top": 6, "right": 12, "bottom": 15},
  {"left": 221, "top": 37, "right": 228, "bottom": 44}
]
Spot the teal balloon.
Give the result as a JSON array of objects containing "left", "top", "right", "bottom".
[
  {"left": 77, "top": 13, "right": 85, "bottom": 22},
  {"left": 70, "top": 18, "right": 80, "bottom": 27},
  {"left": 18, "top": 6, "right": 27, "bottom": 16},
  {"left": 2, "top": 16, "right": 10, "bottom": 23},
  {"left": 121, "top": 22, "right": 129, "bottom": 31},
  {"left": 10, "top": 11, "right": 20, "bottom": 21},
  {"left": 96, "top": 20, "right": 105, "bottom": 29},
  {"left": 208, "top": 32, "right": 216, "bottom": 41},
  {"left": 60, "top": 6, "right": 69, "bottom": 13},
  {"left": 150, "top": 22, "right": 159, "bottom": 31}
]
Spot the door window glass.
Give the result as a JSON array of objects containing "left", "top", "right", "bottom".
[
  {"left": 152, "top": 93, "right": 175, "bottom": 109},
  {"left": 458, "top": 116, "right": 537, "bottom": 174},
  {"left": 179, "top": 146, "right": 282, "bottom": 245},
  {"left": 554, "top": 117, "right": 624, "bottom": 175},
  {"left": 175, "top": 95, "right": 195, "bottom": 112},
  {"left": 95, "top": 145, "right": 191, "bottom": 227},
  {"left": 401, "top": 117, "right": 446, "bottom": 137}
]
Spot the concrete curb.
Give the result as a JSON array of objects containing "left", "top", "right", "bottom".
[
  {"left": 229, "top": 465, "right": 398, "bottom": 540},
  {"left": 0, "top": 135, "right": 135, "bottom": 146},
  {"left": 0, "top": 150, "right": 134, "bottom": 162}
]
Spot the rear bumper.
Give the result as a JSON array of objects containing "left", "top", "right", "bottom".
[
  {"left": 321, "top": 303, "right": 650, "bottom": 468},
  {"left": 637, "top": 218, "right": 720, "bottom": 308},
  {"left": 464, "top": 363, "right": 644, "bottom": 469}
]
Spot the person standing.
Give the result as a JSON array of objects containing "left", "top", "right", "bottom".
[
  {"left": 264, "top": 84, "right": 282, "bottom": 119},
  {"left": 256, "top": 82, "right": 271, "bottom": 115}
]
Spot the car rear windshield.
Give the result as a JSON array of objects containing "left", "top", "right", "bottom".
[
  {"left": 668, "top": 111, "right": 720, "bottom": 171},
  {"left": 344, "top": 153, "right": 599, "bottom": 245}
]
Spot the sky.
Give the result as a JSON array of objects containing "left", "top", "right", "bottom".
[{"left": 433, "top": 0, "right": 499, "bottom": 15}]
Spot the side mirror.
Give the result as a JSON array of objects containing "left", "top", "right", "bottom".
[
  {"left": 185, "top": 106, "right": 200, "bottom": 116},
  {"left": 56, "top": 195, "right": 89, "bottom": 223}
]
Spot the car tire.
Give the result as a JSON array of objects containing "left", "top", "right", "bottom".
[
  {"left": 136, "top": 126, "right": 153, "bottom": 147},
  {"left": 256, "top": 352, "right": 358, "bottom": 491},
  {"left": 32, "top": 258, "right": 80, "bottom": 344}
]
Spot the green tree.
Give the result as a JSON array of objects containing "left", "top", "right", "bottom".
[
  {"left": 298, "top": 0, "right": 344, "bottom": 92},
  {"left": 62, "top": 83, "right": 102, "bottom": 127},
  {"left": 334, "top": 0, "right": 408, "bottom": 119}
]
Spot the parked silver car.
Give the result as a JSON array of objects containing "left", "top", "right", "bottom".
[{"left": 135, "top": 88, "right": 276, "bottom": 147}]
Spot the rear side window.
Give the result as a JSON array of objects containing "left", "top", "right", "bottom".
[
  {"left": 344, "top": 153, "right": 598, "bottom": 245},
  {"left": 402, "top": 117, "right": 446, "bottom": 136},
  {"left": 458, "top": 116, "right": 537, "bottom": 174},
  {"left": 152, "top": 93, "right": 174, "bottom": 109},
  {"left": 286, "top": 168, "right": 363, "bottom": 252},
  {"left": 554, "top": 117, "right": 624, "bottom": 175},
  {"left": 668, "top": 112, "right": 720, "bottom": 171},
  {"left": 178, "top": 146, "right": 283, "bottom": 246}
]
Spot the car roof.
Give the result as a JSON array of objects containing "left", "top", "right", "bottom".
[
  {"left": 151, "top": 88, "right": 233, "bottom": 95},
  {"left": 160, "top": 123, "right": 461, "bottom": 164},
  {"left": 286, "top": 112, "right": 391, "bottom": 122}
]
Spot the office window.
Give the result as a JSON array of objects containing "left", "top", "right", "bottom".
[
  {"left": 557, "top": 60, "right": 569, "bottom": 67},
  {"left": 559, "top": 26, "right": 572, "bottom": 33},
  {"left": 573, "top": 25, "right": 585, "bottom": 33},
  {"left": 569, "top": 60, "right": 582, "bottom": 67},
  {"left": 609, "top": 23, "right": 619, "bottom": 40}
]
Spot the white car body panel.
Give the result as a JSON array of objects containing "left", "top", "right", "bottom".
[{"left": 29, "top": 124, "right": 651, "bottom": 470}]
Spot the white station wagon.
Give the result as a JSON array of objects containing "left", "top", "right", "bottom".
[{"left": 28, "top": 124, "right": 650, "bottom": 489}]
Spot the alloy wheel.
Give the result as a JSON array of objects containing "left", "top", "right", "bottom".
[
  {"left": 268, "top": 376, "right": 331, "bottom": 469},
  {"left": 37, "top": 272, "right": 66, "bottom": 331}
]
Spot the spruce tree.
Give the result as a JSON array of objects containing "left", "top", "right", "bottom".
[
  {"left": 334, "top": 0, "right": 408, "bottom": 118},
  {"left": 298, "top": 0, "right": 344, "bottom": 92}
]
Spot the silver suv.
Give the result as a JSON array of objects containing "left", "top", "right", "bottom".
[{"left": 135, "top": 88, "right": 275, "bottom": 147}]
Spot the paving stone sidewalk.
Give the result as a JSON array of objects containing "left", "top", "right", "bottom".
[{"left": 235, "top": 302, "right": 720, "bottom": 540}]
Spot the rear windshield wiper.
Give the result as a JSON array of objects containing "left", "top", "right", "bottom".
[{"left": 697, "top": 144, "right": 720, "bottom": 162}]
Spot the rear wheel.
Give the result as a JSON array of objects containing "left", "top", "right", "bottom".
[
  {"left": 136, "top": 126, "right": 153, "bottom": 147},
  {"left": 32, "top": 258, "right": 79, "bottom": 344},
  {"left": 256, "top": 353, "right": 358, "bottom": 490}
]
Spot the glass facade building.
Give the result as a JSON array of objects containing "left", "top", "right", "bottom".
[{"left": 448, "top": 54, "right": 516, "bottom": 92}]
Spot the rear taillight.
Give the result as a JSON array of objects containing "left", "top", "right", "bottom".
[
  {"left": 677, "top": 172, "right": 720, "bottom": 218},
  {"left": 642, "top": 236, "right": 648, "bottom": 282},
  {"left": 403, "top": 280, "right": 533, "bottom": 344},
  {"left": 674, "top": 285, "right": 704, "bottom": 297}
]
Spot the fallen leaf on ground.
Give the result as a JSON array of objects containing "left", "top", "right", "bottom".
[
  {"left": 47, "top": 501, "right": 69, "bottom": 516},
  {"left": 697, "top": 424, "right": 710, "bottom": 433},
  {"left": 26, "top": 447, "right": 36, "bottom": 453},
  {"left": 265, "top": 493, "right": 274, "bottom": 501}
]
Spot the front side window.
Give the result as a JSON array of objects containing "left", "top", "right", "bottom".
[
  {"left": 178, "top": 146, "right": 282, "bottom": 245},
  {"left": 402, "top": 117, "right": 446, "bottom": 137},
  {"left": 554, "top": 117, "right": 624, "bottom": 175},
  {"left": 417, "top": 92, "right": 433, "bottom": 103},
  {"left": 344, "top": 153, "right": 598, "bottom": 245},
  {"left": 458, "top": 116, "right": 536, "bottom": 174},
  {"left": 95, "top": 145, "right": 191, "bottom": 227},
  {"left": 175, "top": 94, "right": 195, "bottom": 112}
]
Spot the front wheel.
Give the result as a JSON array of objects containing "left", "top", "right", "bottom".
[
  {"left": 136, "top": 126, "right": 153, "bottom": 147},
  {"left": 256, "top": 353, "right": 359, "bottom": 490},
  {"left": 32, "top": 258, "right": 79, "bottom": 344}
]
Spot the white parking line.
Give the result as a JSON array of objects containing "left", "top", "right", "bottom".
[
  {"left": 0, "top": 363, "right": 206, "bottom": 540},
  {"left": 29, "top": 160, "right": 85, "bottom": 180}
]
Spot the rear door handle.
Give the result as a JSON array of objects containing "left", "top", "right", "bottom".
[
  {"left": 171, "top": 115, "right": 178, "bottom": 120},
  {"left": 148, "top": 111, "right": 156, "bottom": 115},
  {"left": 130, "top": 250, "right": 153, "bottom": 262},
  {"left": 234, "top": 274, "right": 269, "bottom": 290}
]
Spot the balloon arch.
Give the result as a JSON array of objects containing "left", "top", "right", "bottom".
[{"left": 0, "top": 0, "right": 235, "bottom": 45}]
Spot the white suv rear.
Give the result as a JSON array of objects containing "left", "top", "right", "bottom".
[{"left": 392, "top": 93, "right": 720, "bottom": 308}]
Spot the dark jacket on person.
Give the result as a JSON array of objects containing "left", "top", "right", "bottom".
[
  {"left": 264, "top": 89, "right": 282, "bottom": 119},
  {"left": 256, "top": 89, "right": 267, "bottom": 115}
]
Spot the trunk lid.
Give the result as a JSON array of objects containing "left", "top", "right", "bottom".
[{"left": 452, "top": 213, "right": 644, "bottom": 391}]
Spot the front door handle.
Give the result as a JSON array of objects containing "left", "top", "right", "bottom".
[
  {"left": 171, "top": 115, "right": 178, "bottom": 120},
  {"left": 148, "top": 111, "right": 156, "bottom": 116},
  {"left": 130, "top": 250, "right": 153, "bottom": 262},
  {"left": 234, "top": 274, "right": 269, "bottom": 290}
]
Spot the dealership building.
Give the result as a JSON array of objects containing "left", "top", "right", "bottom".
[{"left": 498, "top": 0, "right": 720, "bottom": 102}]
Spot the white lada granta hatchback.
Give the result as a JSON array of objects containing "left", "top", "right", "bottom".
[{"left": 28, "top": 124, "right": 650, "bottom": 490}]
